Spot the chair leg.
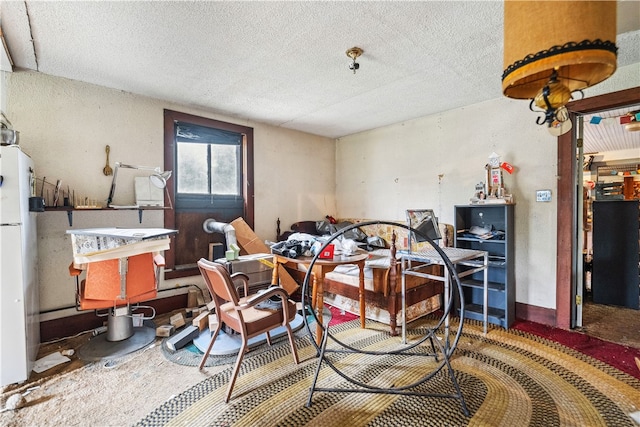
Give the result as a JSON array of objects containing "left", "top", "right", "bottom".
[
  {"left": 199, "top": 323, "right": 222, "bottom": 370},
  {"left": 225, "top": 339, "right": 248, "bottom": 403},
  {"left": 285, "top": 324, "right": 299, "bottom": 364}
]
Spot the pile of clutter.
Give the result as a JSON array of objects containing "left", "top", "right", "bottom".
[{"left": 158, "top": 288, "right": 216, "bottom": 352}]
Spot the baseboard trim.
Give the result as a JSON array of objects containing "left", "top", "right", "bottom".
[
  {"left": 40, "top": 293, "right": 188, "bottom": 343},
  {"left": 515, "top": 302, "right": 556, "bottom": 327},
  {"left": 41, "top": 297, "right": 558, "bottom": 342}
]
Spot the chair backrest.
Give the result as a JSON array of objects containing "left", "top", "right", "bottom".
[
  {"left": 84, "top": 252, "right": 157, "bottom": 301},
  {"left": 197, "top": 258, "right": 240, "bottom": 308},
  {"left": 406, "top": 209, "right": 441, "bottom": 253}
]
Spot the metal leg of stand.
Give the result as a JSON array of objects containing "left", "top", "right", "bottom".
[
  {"left": 444, "top": 272, "right": 450, "bottom": 352},
  {"left": 306, "top": 321, "right": 331, "bottom": 407},
  {"left": 443, "top": 342, "right": 470, "bottom": 416}
]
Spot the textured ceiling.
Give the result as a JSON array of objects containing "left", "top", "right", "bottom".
[{"left": 1, "top": 1, "right": 639, "bottom": 154}]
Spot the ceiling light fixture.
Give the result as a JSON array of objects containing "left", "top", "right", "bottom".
[
  {"left": 502, "top": 0, "right": 618, "bottom": 135},
  {"left": 346, "top": 47, "right": 363, "bottom": 74}
]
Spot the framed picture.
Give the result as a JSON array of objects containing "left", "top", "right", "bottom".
[
  {"left": 406, "top": 209, "right": 441, "bottom": 242},
  {"left": 490, "top": 168, "right": 502, "bottom": 186}
]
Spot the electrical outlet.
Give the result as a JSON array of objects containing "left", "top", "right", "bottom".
[{"left": 536, "top": 190, "right": 552, "bottom": 202}]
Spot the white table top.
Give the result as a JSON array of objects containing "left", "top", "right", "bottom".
[{"left": 400, "top": 246, "right": 486, "bottom": 264}]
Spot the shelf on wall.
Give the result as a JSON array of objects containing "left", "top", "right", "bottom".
[
  {"left": 460, "top": 279, "right": 506, "bottom": 292},
  {"left": 43, "top": 206, "right": 169, "bottom": 226}
]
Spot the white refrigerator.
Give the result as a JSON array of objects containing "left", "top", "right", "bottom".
[{"left": 0, "top": 145, "right": 40, "bottom": 387}]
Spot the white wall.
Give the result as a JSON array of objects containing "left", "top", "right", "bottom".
[
  {"left": 336, "top": 97, "right": 558, "bottom": 309},
  {"left": 6, "top": 62, "right": 639, "bottom": 316},
  {"left": 7, "top": 71, "right": 336, "bottom": 313},
  {"left": 1, "top": 71, "right": 8, "bottom": 115},
  {"left": 336, "top": 62, "right": 640, "bottom": 311}
]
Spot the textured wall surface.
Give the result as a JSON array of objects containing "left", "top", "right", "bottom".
[
  {"left": 336, "top": 63, "right": 639, "bottom": 311},
  {"left": 7, "top": 72, "right": 336, "bottom": 313},
  {"left": 5, "top": 61, "right": 639, "bottom": 317}
]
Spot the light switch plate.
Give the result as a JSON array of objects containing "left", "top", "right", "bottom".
[{"left": 536, "top": 190, "right": 552, "bottom": 202}]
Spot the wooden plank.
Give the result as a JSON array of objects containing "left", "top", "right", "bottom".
[{"left": 192, "top": 310, "right": 210, "bottom": 331}]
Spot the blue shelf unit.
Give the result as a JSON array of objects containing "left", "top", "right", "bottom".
[{"left": 454, "top": 204, "right": 515, "bottom": 328}]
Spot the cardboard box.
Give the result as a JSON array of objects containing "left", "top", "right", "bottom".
[
  {"left": 229, "top": 217, "right": 299, "bottom": 295},
  {"left": 277, "top": 265, "right": 300, "bottom": 296},
  {"left": 230, "top": 217, "right": 270, "bottom": 254}
]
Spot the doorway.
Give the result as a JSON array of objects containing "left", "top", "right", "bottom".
[
  {"left": 556, "top": 87, "right": 640, "bottom": 345},
  {"left": 578, "top": 105, "right": 640, "bottom": 348}
]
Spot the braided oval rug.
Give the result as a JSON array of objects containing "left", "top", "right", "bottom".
[{"left": 136, "top": 319, "right": 640, "bottom": 427}]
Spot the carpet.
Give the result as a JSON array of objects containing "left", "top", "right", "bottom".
[
  {"left": 513, "top": 319, "right": 640, "bottom": 380},
  {"left": 137, "top": 318, "right": 640, "bottom": 426}
]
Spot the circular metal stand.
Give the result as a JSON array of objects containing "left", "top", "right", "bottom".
[
  {"left": 302, "top": 221, "right": 469, "bottom": 416},
  {"left": 78, "top": 323, "right": 156, "bottom": 362},
  {"left": 192, "top": 313, "right": 306, "bottom": 356}
]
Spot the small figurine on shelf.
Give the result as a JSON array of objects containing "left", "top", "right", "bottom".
[
  {"left": 487, "top": 152, "right": 503, "bottom": 198},
  {"left": 471, "top": 152, "right": 515, "bottom": 204},
  {"left": 470, "top": 182, "right": 486, "bottom": 203}
]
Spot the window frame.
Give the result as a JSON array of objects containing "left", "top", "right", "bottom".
[
  {"left": 175, "top": 137, "right": 242, "bottom": 209},
  {"left": 163, "top": 109, "right": 254, "bottom": 279}
]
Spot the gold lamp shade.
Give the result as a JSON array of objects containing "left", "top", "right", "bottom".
[{"left": 502, "top": 0, "right": 618, "bottom": 100}]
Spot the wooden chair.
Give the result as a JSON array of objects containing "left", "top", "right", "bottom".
[{"left": 197, "top": 258, "right": 299, "bottom": 402}]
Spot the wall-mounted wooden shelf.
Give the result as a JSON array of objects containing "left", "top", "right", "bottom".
[{"left": 44, "top": 206, "right": 168, "bottom": 226}]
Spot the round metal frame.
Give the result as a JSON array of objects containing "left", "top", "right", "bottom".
[{"left": 300, "top": 220, "right": 469, "bottom": 415}]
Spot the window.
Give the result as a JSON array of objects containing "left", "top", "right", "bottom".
[{"left": 163, "top": 110, "right": 254, "bottom": 279}]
